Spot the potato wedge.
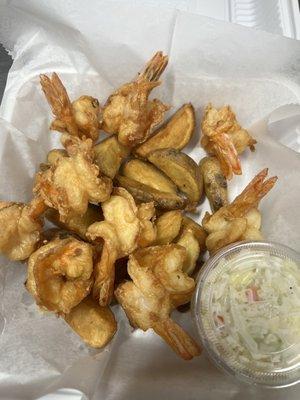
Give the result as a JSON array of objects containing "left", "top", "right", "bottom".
[
  {"left": 64, "top": 297, "right": 117, "bottom": 348},
  {"left": 148, "top": 149, "right": 203, "bottom": 205},
  {"left": 135, "top": 104, "right": 195, "bottom": 158},
  {"left": 94, "top": 136, "right": 130, "bottom": 178},
  {"left": 123, "top": 159, "right": 177, "bottom": 194},
  {"left": 181, "top": 216, "right": 207, "bottom": 251},
  {"left": 177, "top": 230, "right": 200, "bottom": 275},
  {"left": 116, "top": 175, "right": 187, "bottom": 210},
  {"left": 199, "top": 156, "right": 228, "bottom": 212},
  {"left": 45, "top": 205, "right": 102, "bottom": 240},
  {"left": 155, "top": 210, "right": 182, "bottom": 245}
]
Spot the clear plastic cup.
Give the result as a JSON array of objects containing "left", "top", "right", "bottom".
[{"left": 192, "top": 241, "right": 300, "bottom": 388}]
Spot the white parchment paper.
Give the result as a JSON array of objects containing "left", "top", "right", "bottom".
[{"left": 0, "top": 1, "right": 299, "bottom": 399}]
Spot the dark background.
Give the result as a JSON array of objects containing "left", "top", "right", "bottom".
[{"left": 0, "top": 44, "right": 12, "bottom": 103}]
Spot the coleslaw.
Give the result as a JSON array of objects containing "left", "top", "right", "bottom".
[{"left": 195, "top": 242, "right": 300, "bottom": 386}]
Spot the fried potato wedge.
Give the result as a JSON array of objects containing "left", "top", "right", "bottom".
[
  {"left": 116, "top": 175, "right": 187, "bottom": 210},
  {"left": 94, "top": 136, "right": 130, "bottom": 179},
  {"left": 177, "top": 230, "right": 200, "bottom": 276},
  {"left": 199, "top": 156, "right": 228, "bottom": 212},
  {"left": 148, "top": 149, "right": 203, "bottom": 205},
  {"left": 123, "top": 159, "right": 177, "bottom": 194},
  {"left": 45, "top": 205, "right": 102, "bottom": 239},
  {"left": 155, "top": 210, "right": 182, "bottom": 245},
  {"left": 181, "top": 216, "right": 207, "bottom": 251},
  {"left": 64, "top": 297, "right": 117, "bottom": 348},
  {"left": 135, "top": 104, "right": 195, "bottom": 158}
]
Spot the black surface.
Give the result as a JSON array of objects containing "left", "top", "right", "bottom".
[{"left": 0, "top": 44, "right": 12, "bottom": 103}]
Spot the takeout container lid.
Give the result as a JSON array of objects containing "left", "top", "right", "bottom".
[{"left": 192, "top": 241, "right": 300, "bottom": 388}]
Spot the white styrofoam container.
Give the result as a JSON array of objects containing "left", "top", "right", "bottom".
[
  {"left": 227, "top": 0, "right": 300, "bottom": 39},
  {"left": 107, "top": 0, "right": 300, "bottom": 38}
]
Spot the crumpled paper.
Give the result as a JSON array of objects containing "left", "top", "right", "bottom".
[{"left": 0, "top": 1, "right": 299, "bottom": 399}]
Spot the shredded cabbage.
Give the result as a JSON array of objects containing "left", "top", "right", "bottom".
[{"left": 201, "top": 252, "right": 300, "bottom": 372}]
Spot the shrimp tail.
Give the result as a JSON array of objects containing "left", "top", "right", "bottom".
[
  {"left": 93, "top": 244, "right": 117, "bottom": 307},
  {"left": 87, "top": 222, "right": 120, "bottom": 307},
  {"left": 153, "top": 318, "right": 201, "bottom": 360},
  {"left": 40, "top": 73, "right": 78, "bottom": 136},
  {"left": 28, "top": 196, "right": 47, "bottom": 220},
  {"left": 137, "top": 51, "right": 168, "bottom": 83},
  {"left": 213, "top": 133, "right": 242, "bottom": 179},
  {"left": 230, "top": 168, "right": 278, "bottom": 217}
]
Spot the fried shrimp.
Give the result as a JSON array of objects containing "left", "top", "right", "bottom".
[
  {"left": 133, "top": 245, "right": 195, "bottom": 306},
  {"left": 86, "top": 188, "right": 140, "bottom": 306},
  {"left": 241, "top": 207, "right": 264, "bottom": 241},
  {"left": 87, "top": 221, "right": 120, "bottom": 307},
  {"left": 34, "top": 135, "right": 112, "bottom": 221},
  {"left": 40, "top": 72, "right": 101, "bottom": 141},
  {"left": 201, "top": 104, "right": 256, "bottom": 179},
  {"left": 115, "top": 252, "right": 200, "bottom": 360},
  {"left": 203, "top": 168, "right": 277, "bottom": 253},
  {"left": 0, "top": 196, "right": 46, "bottom": 260},
  {"left": 26, "top": 237, "right": 93, "bottom": 314},
  {"left": 3, "top": 48, "right": 283, "bottom": 361},
  {"left": 136, "top": 202, "right": 157, "bottom": 248},
  {"left": 102, "top": 51, "right": 169, "bottom": 147}
]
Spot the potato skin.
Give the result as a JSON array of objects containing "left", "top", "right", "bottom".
[
  {"left": 199, "top": 156, "right": 228, "bottom": 212},
  {"left": 45, "top": 205, "right": 101, "bottom": 239},
  {"left": 123, "top": 159, "right": 177, "bottom": 194},
  {"left": 64, "top": 297, "right": 117, "bottom": 348},
  {"left": 135, "top": 103, "right": 195, "bottom": 158},
  {"left": 94, "top": 136, "right": 130, "bottom": 179},
  {"left": 116, "top": 175, "right": 187, "bottom": 210},
  {"left": 148, "top": 149, "right": 203, "bottom": 205}
]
